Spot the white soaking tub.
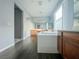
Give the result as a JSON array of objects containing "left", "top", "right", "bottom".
[{"left": 37, "top": 31, "right": 58, "bottom": 53}]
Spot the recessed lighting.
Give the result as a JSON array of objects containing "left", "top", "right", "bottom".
[
  {"left": 40, "top": 11, "right": 42, "bottom": 14},
  {"left": 38, "top": 1, "right": 43, "bottom": 6},
  {"left": 48, "top": 0, "right": 51, "bottom": 2},
  {"left": 31, "top": 0, "right": 34, "bottom": 2}
]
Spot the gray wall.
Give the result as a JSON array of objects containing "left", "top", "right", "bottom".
[
  {"left": 15, "top": 0, "right": 34, "bottom": 39},
  {"left": 14, "top": 5, "right": 23, "bottom": 39}
]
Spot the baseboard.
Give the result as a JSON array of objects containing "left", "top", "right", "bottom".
[
  {"left": 23, "top": 34, "right": 30, "bottom": 40},
  {"left": 0, "top": 43, "right": 14, "bottom": 53},
  {"left": 15, "top": 39, "right": 22, "bottom": 44},
  {"left": 0, "top": 34, "right": 30, "bottom": 53}
]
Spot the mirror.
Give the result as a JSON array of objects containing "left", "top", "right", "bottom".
[{"left": 73, "top": 0, "right": 79, "bottom": 30}]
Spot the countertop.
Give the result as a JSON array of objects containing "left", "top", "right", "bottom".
[{"left": 58, "top": 29, "right": 79, "bottom": 33}]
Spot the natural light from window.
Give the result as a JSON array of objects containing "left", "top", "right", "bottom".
[{"left": 55, "top": 6, "right": 62, "bottom": 20}]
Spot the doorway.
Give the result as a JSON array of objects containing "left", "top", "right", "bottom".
[{"left": 14, "top": 4, "right": 23, "bottom": 43}]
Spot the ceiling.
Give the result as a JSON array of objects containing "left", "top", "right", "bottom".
[{"left": 19, "top": 0, "right": 62, "bottom": 17}]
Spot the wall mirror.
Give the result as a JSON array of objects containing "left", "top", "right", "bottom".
[{"left": 73, "top": 0, "right": 79, "bottom": 30}]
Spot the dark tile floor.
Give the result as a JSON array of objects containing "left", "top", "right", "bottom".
[{"left": 0, "top": 37, "right": 63, "bottom": 59}]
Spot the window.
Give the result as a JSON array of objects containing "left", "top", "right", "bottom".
[
  {"left": 54, "top": 5, "right": 63, "bottom": 30},
  {"left": 55, "top": 6, "right": 62, "bottom": 20}
]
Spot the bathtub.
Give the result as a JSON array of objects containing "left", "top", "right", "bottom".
[{"left": 37, "top": 31, "right": 58, "bottom": 53}]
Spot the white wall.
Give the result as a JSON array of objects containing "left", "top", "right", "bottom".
[
  {"left": 23, "top": 13, "right": 34, "bottom": 39},
  {"left": 0, "top": 0, "right": 34, "bottom": 52},
  {"left": 0, "top": 0, "right": 14, "bottom": 52},
  {"left": 62, "top": 0, "right": 74, "bottom": 30},
  {"left": 54, "top": 5, "right": 63, "bottom": 30},
  {"left": 54, "top": 18, "right": 62, "bottom": 30}
]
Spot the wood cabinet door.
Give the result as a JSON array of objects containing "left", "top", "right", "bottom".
[
  {"left": 58, "top": 32, "right": 63, "bottom": 54},
  {"left": 63, "top": 32, "right": 79, "bottom": 59}
]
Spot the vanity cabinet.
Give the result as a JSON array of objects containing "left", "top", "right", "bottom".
[
  {"left": 58, "top": 31, "right": 79, "bottom": 59},
  {"left": 57, "top": 31, "right": 63, "bottom": 54}
]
